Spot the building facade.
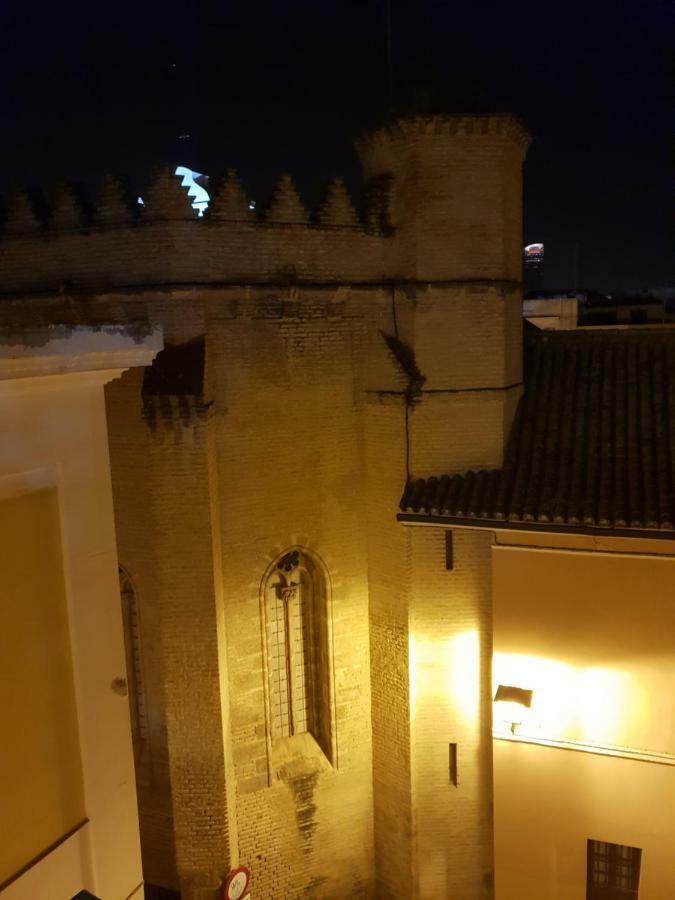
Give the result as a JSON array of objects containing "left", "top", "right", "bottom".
[
  {"left": 0, "top": 325, "right": 160, "bottom": 900},
  {"left": 0, "top": 114, "right": 673, "bottom": 900}
]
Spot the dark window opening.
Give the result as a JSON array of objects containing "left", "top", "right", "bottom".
[{"left": 587, "top": 839, "right": 641, "bottom": 899}]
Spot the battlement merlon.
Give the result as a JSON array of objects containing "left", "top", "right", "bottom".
[{"left": 0, "top": 113, "right": 531, "bottom": 294}]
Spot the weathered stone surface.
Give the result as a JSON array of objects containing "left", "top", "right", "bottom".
[
  {"left": 265, "top": 173, "right": 308, "bottom": 225},
  {"left": 96, "top": 175, "right": 134, "bottom": 226},
  {"left": 315, "top": 177, "right": 360, "bottom": 228},
  {"left": 208, "top": 169, "right": 254, "bottom": 222},
  {"left": 5, "top": 114, "right": 531, "bottom": 900}
]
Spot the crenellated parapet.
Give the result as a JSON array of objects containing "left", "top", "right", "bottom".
[
  {"left": 355, "top": 112, "right": 531, "bottom": 156},
  {"left": 0, "top": 164, "right": 384, "bottom": 233},
  {"left": 315, "top": 177, "right": 360, "bottom": 228},
  {"left": 49, "top": 183, "right": 87, "bottom": 230},
  {"left": 143, "top": 166, "right": 197, "bottom": 221},
  {"left": 264, "top": 173, "right": 308, "bottom": 225},
  {"left": 5, "top": 190, "right": 42, "bottom": 233},
  {"left": 0, "top": 165, "right": 392, "bottom": 293},
  {"left": 96, "top": 175, "right": 135, "bottom": 226},
  {"left": 207, "top": 169, "right": 255, "bottom": 223},
  {"left": 0, "top": 114, "right": 531, "bottom": 294},
  {"left": 356, "top": 112, "right": 532, "bottom": 281}
]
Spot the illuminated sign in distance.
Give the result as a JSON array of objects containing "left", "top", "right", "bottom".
[{"left": 524, "top": 243, "right": 544, "bottom": 259}]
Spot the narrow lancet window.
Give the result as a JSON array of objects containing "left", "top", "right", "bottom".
[{"left": 264, "top": 549, "right": 333, "bottom": 762}]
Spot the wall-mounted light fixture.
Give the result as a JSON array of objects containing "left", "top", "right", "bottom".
[{"left": 493, "top": 684, "right": 534, "bottom": 734}]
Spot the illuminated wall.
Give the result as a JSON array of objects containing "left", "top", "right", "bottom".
[
  {"left": 408, "top": 528, "right": 494, "bottom": 900},
  {"left": 492, "top": 542, "right": 675, "bottom": 899},
  {"left": 0, "top": 488, "right": 85, "bottom": 886},
  {"left": 0, "top": 327, "right": 159, "bottom": 900}
]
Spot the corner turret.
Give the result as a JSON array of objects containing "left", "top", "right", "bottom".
[{"left": 356, "top": 114, "right": 530, "bottom": 282}]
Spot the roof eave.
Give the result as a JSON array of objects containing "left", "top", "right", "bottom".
[{"left": 397, "top": 512, "right": 675, "bottom": 542}]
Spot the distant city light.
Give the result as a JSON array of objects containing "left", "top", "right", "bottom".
[
  {"left": 137, "top": 196, "right": 144, "bottom": 206},
  {"left": 524, "top": 243, "right": 544, "bottom": 260}
]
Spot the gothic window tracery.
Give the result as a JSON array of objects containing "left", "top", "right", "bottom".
[{"left": 263, "top": 549, "right": 333, "bottom": 762}]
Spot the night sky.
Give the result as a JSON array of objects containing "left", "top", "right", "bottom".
[{"left": 0, "top": 0, "right": 672, "bottom": 291}]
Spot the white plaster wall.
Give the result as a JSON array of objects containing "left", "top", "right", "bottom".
[
  {"left": 0, "top": 372, "right": 144, "bottom": 900},
  {"left": 494, "top": 740, "right": 675, "bottom": 900},
  {"left": 492, "top": 544, "right": 675, "bottom": 900}
]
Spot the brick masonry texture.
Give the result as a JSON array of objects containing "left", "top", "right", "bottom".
[
  {"left": 410, "top": 528, "right": 494, "bottom": 899},
  {"left": 2, "top": 114, "right": 530, "bottom": 899}
]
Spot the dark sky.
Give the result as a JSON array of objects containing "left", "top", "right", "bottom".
[{"left": 0, "top": 0, "right": 672, "bottom": 290}]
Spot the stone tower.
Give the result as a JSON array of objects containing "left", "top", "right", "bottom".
[
  {"left": 0, "top": 112, "right": 530, "bottom": 900},
  {"left": 358, "top": 114, "right": 530, "bottom": 899}
]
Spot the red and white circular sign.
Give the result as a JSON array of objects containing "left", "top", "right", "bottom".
[{"left": 224, "top": 865, "right": 250, "bottom": 900}]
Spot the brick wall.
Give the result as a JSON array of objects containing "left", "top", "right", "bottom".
[
  {"left": 364, "top": 394, "right": 414, "bottom": 898},
  {"left": 4, "top": 113, "right": 530, "bottom": 899},
  {"left": 409, "top": 527, "right": 494, "bottom": 899},
  {"left": 106, "top": 367, "right": 179, "bottom": 890},
  {"left": 356, "top": 115, "right": 530, "bottom": 282},
  {"left": 107, "top": 366, "right": 235, "bottom": 899},
  {"left": 146, "top": 409, "right": 232, "bottom": 900},
  {"left": 207, "top": 290, "right": 375, "bottom": 897}
]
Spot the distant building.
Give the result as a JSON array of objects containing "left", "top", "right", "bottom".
[
  {"left": 582, "top": 290, "right": 674, "bottom": 326},
  {"left": 523, "top": 289, "right": 583, "bottom": 330},
  {"left": 524, "top": 287, "right": 675, "bottom": 330}
]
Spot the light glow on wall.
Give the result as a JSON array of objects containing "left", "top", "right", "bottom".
[
  {"left": 410, "top": 629, "right": 480, "bottom": 726},
  {"left": 450, "top": 630, "right": 480, "bottom": 723},
  {"left": 493, "top": 651, "right": 632, "bottom": 746}
]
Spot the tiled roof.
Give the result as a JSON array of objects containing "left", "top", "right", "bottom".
[{"left": 399, "top": 328, "right": 675, "bottom": 536}]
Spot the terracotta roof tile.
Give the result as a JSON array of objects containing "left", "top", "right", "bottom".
[{"left": 399, "top": 328, "right": 675, "bottom": 536}]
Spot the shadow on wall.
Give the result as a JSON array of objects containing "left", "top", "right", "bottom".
[
  {"left": 144, "top": 887, "right": 180, "bottom": 900},
  {"left": 145, "top": 884, "right": 180, "bottom": 900},
  {"left": 72, "top": 889, "right": 179, "bottom": 900}
]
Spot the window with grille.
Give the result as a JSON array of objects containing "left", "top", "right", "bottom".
[
  {"left": 119, "top": 568, "right": 148, "bottom": 759},
  {"left": 587, "top": 839, "right": 641, "bottom": 899},
  {"left": 264, "top": 549, "right": 333, "bottom": 762}
]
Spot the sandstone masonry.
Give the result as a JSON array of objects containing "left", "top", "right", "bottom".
[{"left": 0, "top": 114, "right": 530, "bottom": 900}]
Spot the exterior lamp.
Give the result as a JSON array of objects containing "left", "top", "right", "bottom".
[{"left": 493, "top": 684, "right": 533, "bottom": 734}]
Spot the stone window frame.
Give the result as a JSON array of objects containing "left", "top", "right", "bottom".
[{"left": 260, "top": 547, "right": 337, "bottom": 778}]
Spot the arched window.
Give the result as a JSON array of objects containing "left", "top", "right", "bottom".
[
  {"left": 263, "top": 549, "right": 334, "bottom": 763},
  {"left": 119, "top": 567, "right": 148, "bottom": 759}
]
